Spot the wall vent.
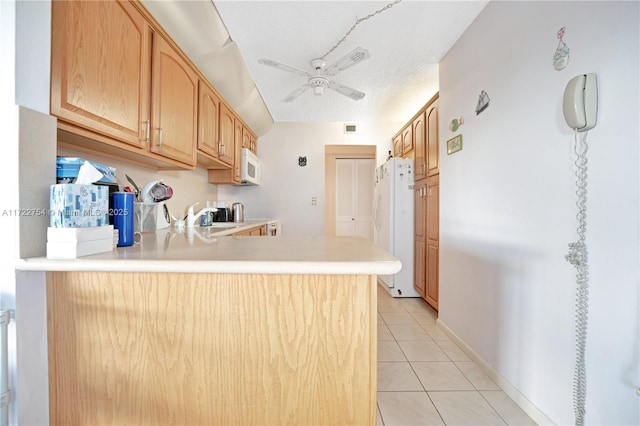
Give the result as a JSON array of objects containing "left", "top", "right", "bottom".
[{"left": 344, "top": 123, "right": 357, "bottom": 134}]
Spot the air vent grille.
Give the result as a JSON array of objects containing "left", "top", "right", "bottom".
[{"left": 344, "top": 124, "right": 357, "bottom": 134}]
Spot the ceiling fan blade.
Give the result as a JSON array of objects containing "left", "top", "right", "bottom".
[
  {"left": 324, "top": 47, "right": 371, "bottom": 76},
  {"left": 327, "top": 81, "right": 365, "bottom": 101},
  {"left": 282, "top": 85, "right": 310, "bottom": 103},
  {"left": 258, "top": 58, "right": 310, "bottom": 78}
]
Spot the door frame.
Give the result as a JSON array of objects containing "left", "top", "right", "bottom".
[{"left": 325, "top": 145, "right": 376, "bottom": 236}]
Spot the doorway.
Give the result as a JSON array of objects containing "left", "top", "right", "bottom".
[{"left": 324, "top": 145, "right": 376, "bottom": 236}]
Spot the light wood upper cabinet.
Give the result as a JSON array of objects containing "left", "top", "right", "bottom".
[
  {"left": 51, "top": 0, "right": 151, "bottom": 148},
  {"left": 402, "top": 125, "right": 413, "bottom": 156},
  {"left": 233, "top": 120, "right": 243, "bottom": 183},
  {"left": 207, "top": 109, "right": 245, "bottom": 185},
  {"left": 427, "top": 99, "right": 439, "bottom": 176},
  {"left": 413, "top": 112, "right": 426, "bottom": 180},
  {"left": 242, "top": 128, "right": 258, "bottom": 154},
  {"left": 149, "top": 33, "right": 197, "bottom": 167},
  {"left": 393, "top": 135, "right": 402, "bottom": 158},
  {"left": 197, "top": 80, "right": 221, "bottom": 159},
  {"left": 218, "top": 103, "right": 235, "bottom": 167},
  {"left": 51, "top": 0, "right": 258, "bottom": 173}
]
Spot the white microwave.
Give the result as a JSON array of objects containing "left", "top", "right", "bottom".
[{"left": 241, "top": 148, "right": 261, "bottom": 185}]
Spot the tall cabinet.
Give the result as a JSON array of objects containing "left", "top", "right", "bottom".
[{"left": 394, "top": 93, "right": 440, "bottom": 311}]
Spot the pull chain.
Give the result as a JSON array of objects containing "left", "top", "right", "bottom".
[{"left": 320, "top": 0, "right": 402, "bottom": 60}]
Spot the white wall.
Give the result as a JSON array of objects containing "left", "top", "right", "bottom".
[
  {"left": 0, "top": 1, "right": 53, "bottom": 424},
  {"left": 438, "top": 1, "right": 639, "bottom": 425},
  {"left": 218, "top": 121, "right": 399, "bottom": 236}
]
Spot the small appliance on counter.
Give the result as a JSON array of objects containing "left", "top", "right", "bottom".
[
  {"left": 211, "top": 201, "right": 232, "bottom": 222},
  {"left": 232, "top": 202, "right": 244, "bottom": 223}
]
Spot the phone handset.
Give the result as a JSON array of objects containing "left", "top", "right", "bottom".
[{"left": 563, "top": 73, "right": 598, "bottom": 131}]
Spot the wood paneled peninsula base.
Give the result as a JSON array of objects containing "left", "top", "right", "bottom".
[{"left": 21, "top": 235, "right": 401, "bottom": 425}]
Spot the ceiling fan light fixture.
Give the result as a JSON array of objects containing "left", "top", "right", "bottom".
[{"left": 259, "top": 47, "right": 369, "bottom": 102}]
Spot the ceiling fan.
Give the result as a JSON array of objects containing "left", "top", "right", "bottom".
[{"left": 258, "top": 47, "right": 370, "bottom": 102}]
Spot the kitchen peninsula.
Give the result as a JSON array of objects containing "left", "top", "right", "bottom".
[{"left": 18, "top": 233, "right": 400, "bottom": 425}]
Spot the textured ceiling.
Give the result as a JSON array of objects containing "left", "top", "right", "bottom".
[{"left": 213, "top": 0, "right": 488, "bottom": 128}]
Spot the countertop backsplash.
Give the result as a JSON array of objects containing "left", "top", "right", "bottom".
[{"left": 56, "top": 148, "right": 219, "bottom": 221}]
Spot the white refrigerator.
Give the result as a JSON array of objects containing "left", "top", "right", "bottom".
[{"left": 374, "top": 158, "right": 419, "bottom": 297}]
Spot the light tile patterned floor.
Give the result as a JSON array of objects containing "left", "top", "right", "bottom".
[{"left": 376, "top": 285, "right": 537, "bottom": 426}]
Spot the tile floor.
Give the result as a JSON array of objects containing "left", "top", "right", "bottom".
[{"left": 376, "top": 285, "right": 537, "bottom": 426}]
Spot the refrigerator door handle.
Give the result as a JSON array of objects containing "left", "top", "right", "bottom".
[{"left": 374, "top": 193, "right": 382, "bottom": 230}]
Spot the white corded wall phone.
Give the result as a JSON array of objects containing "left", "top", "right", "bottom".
[
  {"left": 563, "top": 73, "right": 597, "bottom": 426},
  {"left": 563, "top": 73, "right": 598, "bottom": 131}
]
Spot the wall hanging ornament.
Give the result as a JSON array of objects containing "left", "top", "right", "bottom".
[
  {"left": 449, "top": 116, "right": 464, "bottom": 132},
  {"left": 553, "top": 27, "right": 571, "bottom": 71},
  {"left": 298, "top": 156, "right": 307, "bottom": 167},
  {"left": 475, "top": 91, "right": 490, "bottom": 115}
]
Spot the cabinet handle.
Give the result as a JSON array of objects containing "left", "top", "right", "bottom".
[
  {"left": 219, "top": 142, "right": 225, "bottom": 156},
  {"left": 143, "top": 120, "right": 150, "bottom": 142},
  {"left": 157, "top": 128, "right": 163, "bottom": 147}
]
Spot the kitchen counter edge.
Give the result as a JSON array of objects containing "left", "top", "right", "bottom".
[{"left": 16, "top": 235, "right": 402, "bottom": 276}]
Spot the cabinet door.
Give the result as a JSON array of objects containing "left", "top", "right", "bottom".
[
  {"left": 51, "top": 0, "right": 151, "bottom": 148},
  {"left": 393, "top": 135, "right": 402, "bottom": 158},
  {"left": 425, "top": 175, "right": 439, "bottom": 310},
  {"left": 197, "top": 80, "right": 220, "bottom": 159},
  {"left": 218, "top": 103, "right": 235, "bottom": 167},
  {"left": 427, "top": 100, "right": 439, "bottom": 176},
  {"left": 426, "top": 176, "right": 439, "bottom": 242},
  {"left": 413, "top": 112, "right": 426, "bottom": 180},
  {"left": 425, "top": 244, "right": 439, "bottom": 310},
  {"left": 414, "top": 179, "right": 427, "bottom": 297},
  {"left": 233, "top": 120, "right": 243, "bottom": 183},
  {"left": 402, "top": 125, "right": 413, "bottom": 156},
  {"left": 150, "top": 33, "right": 197, "bottom": 166},
  {"left": 242, "top": 127, "right": 258, "bottom": 154},
  {"left": 242, "top": 128, "right": 251, "bottom": 151}
]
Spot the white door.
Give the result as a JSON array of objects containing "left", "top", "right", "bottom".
[{"left": 335, "top": 158, "right": 375, "bottom": 240}]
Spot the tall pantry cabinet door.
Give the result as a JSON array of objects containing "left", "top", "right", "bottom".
[
  {"left": 218, "top": 103, "right": 236, "bottom": 167},
  {"left": 413, "top": 180, "right": 427, "bottom": 297},
  {"left": 51, "top": 0, "right": 151, "bottom": 148},
  {"left": 427, "top": 100, "right": 439, "bottom": 176},
  {"left": 150, "top": 33, "right": 197, "bottom": 167},
  {"left": 197, "top": 81, "right": 220, "bottom": 159},
  {"left": 425, "top": 175, "right": 439, "bottom": 310},
  {"left": 413, "top": 112, "right": 426, "bottom": 180}
]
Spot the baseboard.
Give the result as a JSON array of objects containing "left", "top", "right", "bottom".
[{"left": 436, "top": 318, "right": 555, "bottom": 426}]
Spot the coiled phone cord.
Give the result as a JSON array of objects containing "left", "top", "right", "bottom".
[{"left": 565, "top": 130, "right": 590, "bottom": 426}]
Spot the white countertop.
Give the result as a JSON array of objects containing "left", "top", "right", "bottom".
[{"left": 17, "top": 226, "right": 402, "bottom": 275}]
